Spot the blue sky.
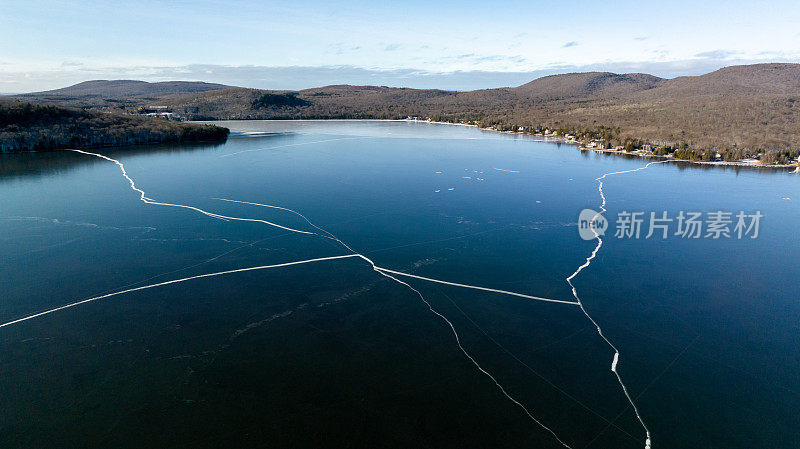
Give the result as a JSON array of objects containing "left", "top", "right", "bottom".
[{"left": 1, "top": 0, "right": 799, "bottom": 92}]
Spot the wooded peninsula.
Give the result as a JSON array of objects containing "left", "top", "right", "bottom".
[{"left": 0, "top": 103, "right": 228, "bottom": 153}]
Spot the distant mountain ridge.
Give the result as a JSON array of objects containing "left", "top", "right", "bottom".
[
  {"left": 7, "top": 63, "right": 800, "bottom": 159},
  {"left": 21, "top": 80, "right": 231, "bottom": 98}
]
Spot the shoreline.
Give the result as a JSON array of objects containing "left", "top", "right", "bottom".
[
  {"left": 10, "top": 117, "right": 793, "bottom": 172},
  {"left": 410, "top": 119, "right": 800, "bottom": 170},
  {"left": 213, "top": 118, "right": 800, "bottom": 171}
]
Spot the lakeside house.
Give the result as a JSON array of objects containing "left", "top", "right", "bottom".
[
  {"left": 136, "top": 105, "right": 180, "bottom": 120},
  {"left": 143, "top": 111, "right": 174, "bottom": 117}
]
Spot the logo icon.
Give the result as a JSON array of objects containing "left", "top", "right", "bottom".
[{"left": 578, "top": 208, "right": 607, "bottom": 240}]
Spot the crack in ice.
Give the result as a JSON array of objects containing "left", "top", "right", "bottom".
[
  {"left": 567, "top": 160, "right": 668, "bottom": 449},
  {"left": 212, "top": 197, "right": 576, "bottom": 305},
  {"left": 71, "top": 150, "right": 318, "bottom": 236},
  {"left": 0, "top": 254, "right": 358, "bottom": 329},
  {"left": 376, "top": 268, "right": 579, "bottom": 305},
  {"left": 4, "top": 150, "right": 669, "bottom": 448},
  {"left": 36, "top": 150, "right": 575, "bottom": 448},
  {"left": 209, "top": 199, "right": 576, "bottom": 447}
]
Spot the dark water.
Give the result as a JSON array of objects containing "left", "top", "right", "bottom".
[{"left": 1, "top": 120, "right": 798, "bottom": 448}]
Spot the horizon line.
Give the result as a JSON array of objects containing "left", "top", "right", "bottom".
[{"left": 4, "top": 60, "right": 799, "bottom": 95}]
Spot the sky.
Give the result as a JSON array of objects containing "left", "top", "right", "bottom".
[{"left": 1, "top": 0, "right": 799, "bottom": 92}]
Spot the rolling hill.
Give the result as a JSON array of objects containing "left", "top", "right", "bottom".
[
  {"left": 512, "top": 72, "right": 664, "bottom": 100},
  {"left": 21, "top": 80, "right": 231, "bottom": 98}
]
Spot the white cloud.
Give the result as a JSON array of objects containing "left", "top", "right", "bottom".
[{"left": 2, "top": 56, "right": 800, "bottom": 93}]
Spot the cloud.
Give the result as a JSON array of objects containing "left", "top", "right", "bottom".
[
  {"left": 649, "top": 49, "right": 670, "bottom": 58},
  {"left": 1, "top": 64, "right": 552, "bottom": 92},
  {"left": 694, "top": 49, "right": 738, "bottom": 59},
  {"left": 634, "top": 36, "right": 649, "bottom": 41},
  {"left": 384, "top": 43, "right": 401, "bottom": 51},
  {"left": 325, "top": 42, "right": 364, "bottom": 56},
  {"left": 3, "top": 55, "right": 800, "bottom": 93},
  {"left": 439, "top": 53, "right": 527, "bottom": 65},
  {"left": 542, "top": 56, "right": 800, "bottom": 79},
  {"left": 562, "top": 41, "right": 579, "bottom": 48}
]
